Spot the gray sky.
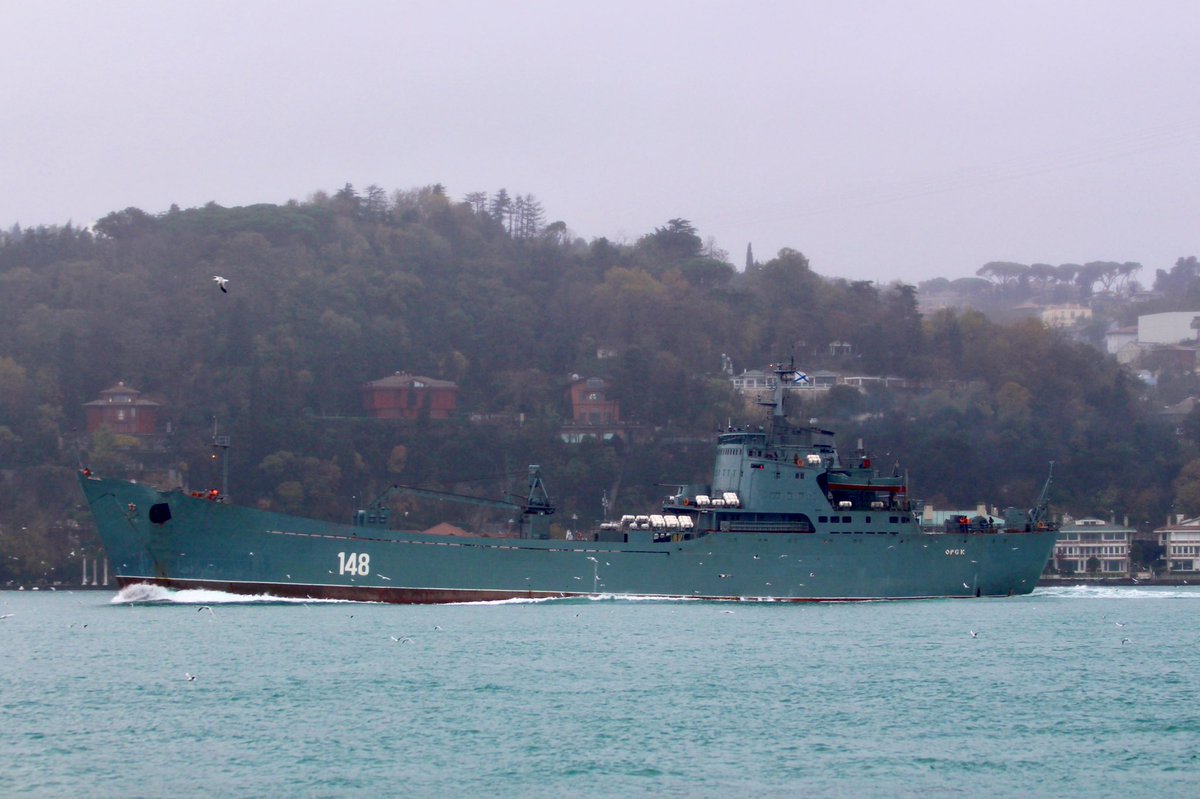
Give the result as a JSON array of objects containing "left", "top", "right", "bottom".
[{"left": 4, "top": 0, "right": 1198, "bottom": 284}]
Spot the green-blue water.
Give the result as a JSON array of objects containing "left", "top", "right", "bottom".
[{"left": 2, "top": 585, "right": 1197, "bottom": 798}]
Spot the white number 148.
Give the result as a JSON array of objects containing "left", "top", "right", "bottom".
[{"left": 337, "top": 551, "right": 370, "bottom": 576}]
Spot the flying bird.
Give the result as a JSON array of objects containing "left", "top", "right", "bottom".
[
  {"left": 213, "top": 276, "right": 229, "bottom": 293},
  {"left": 184, "top": 672, "right": 196, "bottom": 681}
]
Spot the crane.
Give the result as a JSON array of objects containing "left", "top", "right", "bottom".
[{"left": 352, "top": 465, "right": 556, "bottom": 540}]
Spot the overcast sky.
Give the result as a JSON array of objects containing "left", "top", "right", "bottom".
[{"left": 4, "top": 1, "right": 1198, "bottom": 283}]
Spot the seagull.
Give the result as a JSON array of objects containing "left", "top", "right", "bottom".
[
  {"left": 970, "top": 630, "right": 978, "bottom": 638},
  {"left": 184, "top": 672, "right": 196, "bottom": 681},
  {"left": 963, "top": 582, "right": 970, "bottom": 589},
  {"left": 1115, "top": 621, "right": 1126, "bottom": 627},
  {"left": 0, "top": 613, "right": 13, "bottom": 620},
  {"left": 213, "top": 275, "right": 229, "bottom": 293},
  {"left": 197, "top": 606, "right": 214, "bottom": 615},
  {"left": 390, "top": 636, "right": 414, "bottom": 644},
  {"left": 1121, "top": 638, "right": 1132, "bottom": 645}
]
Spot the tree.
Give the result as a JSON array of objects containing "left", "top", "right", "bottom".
[
  {"left": 512, "top": 194, "right": 545, "bottom": 239},
  {"left": 490, "top": 189, "right": 512, "bottom": 233},
  {"left": 1172, "top": 458, "right": 1200, "bottom": 517},
  {"left": 464, "top": 192, "right": 489, "bottom": 216},
  {"left": 333, "top": 183, "right": 361, "bottom": 215},
  {"left": 638, "top": 219, "right": 702, "bottom": 263},
  {"left": 93, "top": 207, "right": 157, "bottom": 239},
  {"left": 363, "top": 184, "right": 388, "bottom": 219},
  {"left": 976, "top": 261, "right": 1028, "bottom": 285},
  {"left": 1153, "top": 256, "right": 1200, "bottom": 301},
  {"left": 1028, "top": 263, "right": 1056, "bottom": 298},
  {"left": 1074, "top": 262, "right": 1107, "bottom": 298}
]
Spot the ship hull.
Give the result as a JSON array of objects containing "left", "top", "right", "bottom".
[{"left": 81, "top": 474, "right": 1058, "bottom": 603}]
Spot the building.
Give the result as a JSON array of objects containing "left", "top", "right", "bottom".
[
  {"left": 730, "top": 367, "right": 834, "bottom": 406},
  {"left": 362, "top": 372, "right": 458, "bottom": 420},
  {"left": 731, "top": 369, "right": 773, "bottom": 392},
  {"left": 82, "top": 381, "right": 161, "bottom": 435},
  {"left": 1052, "top": 517, "right": 1133, "bottom": 575},
  {"left": 809, "top": 370, "right": 839, "bottom": 388},
  {"left": 1040, "top": 304, "right": 1092, "bottom": 328},
  {"left": 560, "top": 376, "right": 637, "bottom": 443},
  {"left": 568, "top": 376, "right": 619, "bottom": 425},
  {"left": 1137, "top": 311, "right": 1200, "bottom": 345},
  {"left": 842, "top": 375, "right": 909, "bottom": 389},
  {"left": 1104, "top": 325, "right": 1137, "bottom": 356},
  {"left": 1155, "top": 516, "right": 1200, "bottom": 572}
]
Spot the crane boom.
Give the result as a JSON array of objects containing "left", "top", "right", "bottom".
[{"left": 353, "top": 465, "right": 555, "bottom": 539}]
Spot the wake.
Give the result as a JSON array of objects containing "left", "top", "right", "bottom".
[
  {"left": 109, "top": 583, "right": 352, "bottom": 605},
  {"left": 1033, "top": 584, "right": 1200, "bottom": 600}
]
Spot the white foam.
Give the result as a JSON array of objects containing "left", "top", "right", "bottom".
[
  {"left": 1033, "top": 584, "right": 1200, "bottom": 600},
  {"left": 449, "top": 596, "right": 560, "bottom": 605},
  {"left": 110, "top": 583, "right": 351, "bottom": 605}
]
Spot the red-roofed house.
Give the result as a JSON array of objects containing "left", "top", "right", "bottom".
[
  {"left": 560, "top": 375, "right": 640, "bottom": 443},
  {"left": 362, "top": 372, "right": 458, "bottom": 420},
  {"left": 83, "top": 382, "right": 161, "bottom": 435}
]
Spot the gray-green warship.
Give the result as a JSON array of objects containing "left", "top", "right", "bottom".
[{"left": 79, "top": 365, "right": 1059, "bottom": 602}]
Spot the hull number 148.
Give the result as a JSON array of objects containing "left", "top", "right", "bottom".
[{"left": 337, "top": 551, "right": 370, "bottom": 575}]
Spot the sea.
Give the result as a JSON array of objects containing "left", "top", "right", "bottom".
[{"left": 1, "top": 585, "right": 1197, "bottom": 799}]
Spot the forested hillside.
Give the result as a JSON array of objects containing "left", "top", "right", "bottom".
[{"left": 0, "top": 184, "right": 1188, "bottom": 584}]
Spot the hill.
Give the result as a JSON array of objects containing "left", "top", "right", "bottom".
[{"left": 0, "top": 184, "right": 1184, "bottom": 584}]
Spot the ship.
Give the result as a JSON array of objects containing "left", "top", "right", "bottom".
[{"left": 78, "top": 364, "right": 1059, "bottom": 603}]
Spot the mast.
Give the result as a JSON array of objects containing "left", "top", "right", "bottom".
[{"left": 1030, "top": 461, "right": 1055, "bottom": 526}]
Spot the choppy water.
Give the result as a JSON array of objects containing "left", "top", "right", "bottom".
[{"left": 2, "top": 585, "right": 1198, "bottom": 798}]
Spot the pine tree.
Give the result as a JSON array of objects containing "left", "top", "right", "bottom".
[
  {"left": 490, "top": 189, "right": 512, "bottom": 233},
  {"left": 464, "top": 192, "right": 489, "bottom": 215}
]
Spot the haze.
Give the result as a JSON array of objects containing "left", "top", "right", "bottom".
[{"left": 3, "top": 0, "right": 1198, "bottom": 283}]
